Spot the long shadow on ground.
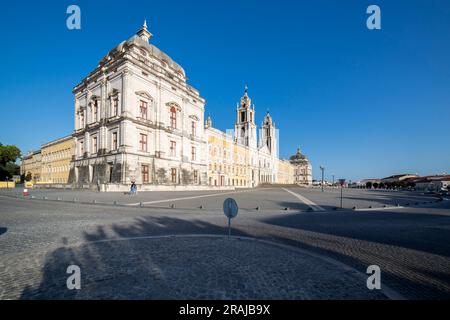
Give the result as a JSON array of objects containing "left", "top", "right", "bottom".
[{"left": 261, "top": 205, "right": 450, "bottom": 299}]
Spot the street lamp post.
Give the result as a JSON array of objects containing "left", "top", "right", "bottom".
[
  {"left": 320, "top": 166, "right": 325, "bottom": 192},
  {"left": 339, "top": 179, "right": 346, "bottom": 208}
]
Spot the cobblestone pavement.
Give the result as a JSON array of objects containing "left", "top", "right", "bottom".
[
  {"left": 0, "top": 236, "right": 386, "bottom": 299},
  {"left": 1, "top": 188, "right": 450, "bottom": 299},
  {"left": 0, "top": 186, "right": 440, "bottom": 210}
]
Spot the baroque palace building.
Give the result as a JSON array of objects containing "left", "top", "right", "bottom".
[
  {"left": 21, "top": 22, "right": 312, "bottom": 190},
  {"left": 68, "top": 20, "right": 207, "bottom": 191},
  {"left": 205, "top": 87, "right": 282, "bottom": 188}
]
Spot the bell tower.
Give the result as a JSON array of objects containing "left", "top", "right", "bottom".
[
  {"left": 260, "top": 112, "right": 277, "bottom": 155},
  {"left": 235, "top": 85, "right": 257, "bottom": 149}
]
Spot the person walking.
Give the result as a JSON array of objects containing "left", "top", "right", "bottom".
[{"left": 130, "top": 180, "right": 137, "bottom": 195}]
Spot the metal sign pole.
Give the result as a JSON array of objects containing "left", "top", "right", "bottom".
[{"left": 223, "top": 198, "right": 238, "bottom": 240}]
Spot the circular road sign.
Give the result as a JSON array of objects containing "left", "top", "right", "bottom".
[{"left": 223, "top": 198, "right": 238, "bottom": 219}]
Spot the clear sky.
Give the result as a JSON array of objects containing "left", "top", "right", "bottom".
[{"left": 0, "top": 0, "right": 449, "bottom": 181}]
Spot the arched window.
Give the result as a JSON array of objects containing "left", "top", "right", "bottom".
[
  {"left": 241, "top": 127, "right": 245, "bottom": 137},
  {"left": 170, "top": 106, "right": 177, "bottom": 129}
]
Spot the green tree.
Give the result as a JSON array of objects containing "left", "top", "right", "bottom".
[
  {"left": 0, "top": 143, "right": 21, "bottom": 180},
  {"left": 366, "top": 181, "right": 373, "bottom": 189}
]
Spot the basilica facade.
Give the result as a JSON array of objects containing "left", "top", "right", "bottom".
[
  {"left": 64, "top": 22, "right": 312, "bottom": 191},
  {"left": 205, "top": 87, "right": 281, "bottom": 188}
]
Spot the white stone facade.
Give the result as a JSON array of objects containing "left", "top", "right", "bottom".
[
  {"left": 289, "top": 148, "right": 313, "bottom": 185},
  {"left": 69, "top": 22, "right": 207, "bottom": 191},
  {"left": 68, "top": 22, "right": 312, "bottom": 191}
]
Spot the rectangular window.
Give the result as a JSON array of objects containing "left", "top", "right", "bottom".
[
  {"left": 191, "top": 146, "right": 196, "bottom": 161},
  {"left": 193, "top": 170, "right": 198, "bottom": 184},
  {"left": 141, "top": 165, "right": 149, "bottom": 183},
  {"left": 80, "top": 141, "right": 84, "bottom": 156},
  {"left": 139, "top": 133, "right": 147, "bottom": 152},
  {"left": 93, "top": 101, "right": 98, "bottom": 122},
  {"left": 80, "top": 111, "right": 85, "bottom": 127},
  {"left": 170, "top": 141, "right": 176, "bottom": 157},
  {"left": 112, "top": 132, "right": 118, "bottom": 150},
  {"left": 113, "top": 98, "right": 119, "bottom": 116},
  {"left": 139, "top": 100, "right": 148, "bottom": 119},
  {"left": 170, "top": 107, "right": 177, "bottom": 129},
  {"left": 92, "top": 137, "right": 98, "bottom": 154},
  {"left": 171, "top": 168, "right": 177, "bottom": 183},
  {"left": 191, "top": 121, "right": 196, "bottom": 136}
]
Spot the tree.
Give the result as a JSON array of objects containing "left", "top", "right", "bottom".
[
  {"left": 0, "top": 143, "right": 21, "bottom": 180},
  {"left": 366, "top": 181, "right": 373, "bottom": 189},
  {"left": 373, "top": 182, "right": 379, "bottom": 189}
]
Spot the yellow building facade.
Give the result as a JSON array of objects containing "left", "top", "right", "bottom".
[
  {"left": 276, "top": 159, "right": 295, "bottom": 185},
  {"left": 41, "top": 136, "right": 74, "bottom": 184},
  {"left": 21, "top": 150, "right": 42, "bottom": 183},
  {"left": 206, "top": 127, "right": 251, "bottom": 188}
]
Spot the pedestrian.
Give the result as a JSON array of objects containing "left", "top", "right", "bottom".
[{"left": 130, "top": 180, "right": 137, "bottom": 195}]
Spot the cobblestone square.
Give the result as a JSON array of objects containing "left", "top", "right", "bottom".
[{"left": 1, "top": 187, "right": 450, "bottom": 299}]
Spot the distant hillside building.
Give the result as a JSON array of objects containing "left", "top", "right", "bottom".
[
  {"left": 381, "top": 174, "right": 418, "bottom": 183},
  {"left": 413, "top": 175, "right": 450, "bottom": 192}
]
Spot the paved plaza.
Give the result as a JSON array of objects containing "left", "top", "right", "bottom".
[{"left": 1, "top": 186, "right": 450, "bottom": 299}]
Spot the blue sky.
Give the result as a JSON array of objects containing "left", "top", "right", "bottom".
[{"left": 0, "top": 0, "right": 449, "bottom": 181}]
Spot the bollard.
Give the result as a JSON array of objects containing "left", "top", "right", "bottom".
[
  {"left": 170, "top": 204, "right": 175, "bottom": 209},
  {"left": 140, "top": 202, "right": 144, "bottom": 207},
  {"left": 352, "top": 206, "right": 357, "bottom": 210},
  {"left": 283, "top": 207, "right": 289, "bottom": 211},
  {"left": 113, "top": 200, "right": 118, "bottom": 205},
  {"left": 199, "top": 205, "right": 204, "bottom": 209},
  {"left": 93, "top": 200, "right": 97, "bottom": 204},
  {"left": 255, "top": 206, "right": 260, "bottom": 211},
  {"left": 368, "top": 205, "right": 372, "bottom": 209}
]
